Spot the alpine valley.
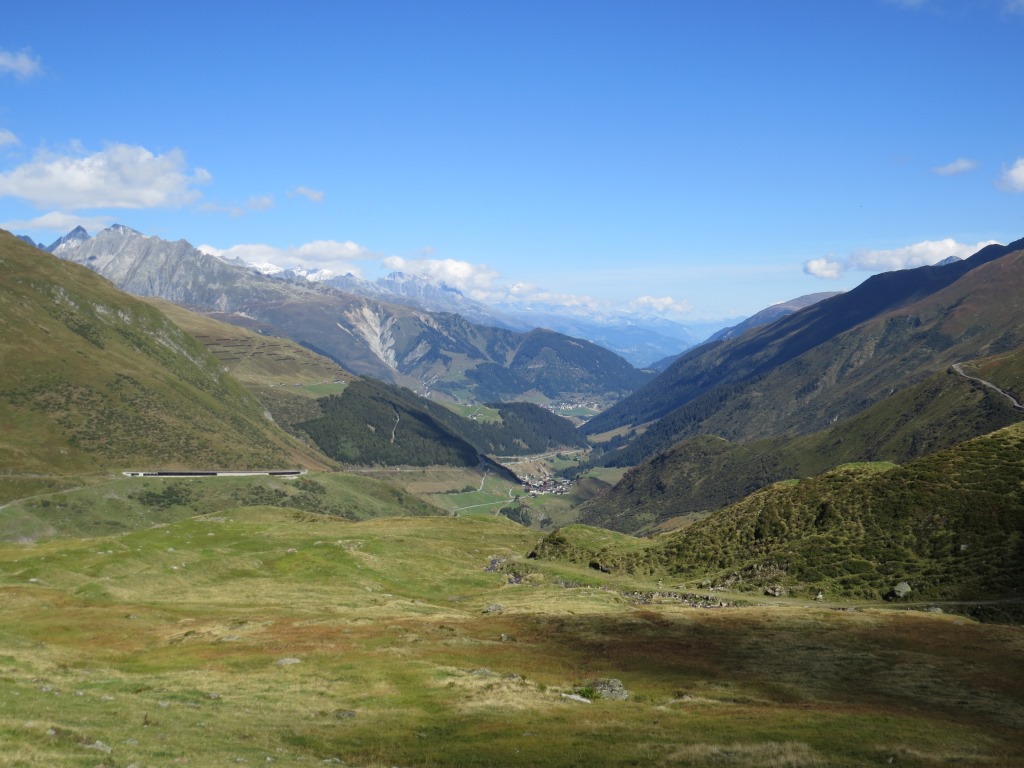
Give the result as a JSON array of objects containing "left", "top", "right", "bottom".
[{"left": 2, "top": 226, "right": 1024, "bottom": 767}]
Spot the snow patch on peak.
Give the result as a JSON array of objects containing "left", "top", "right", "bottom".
[
  {"left": 47, "top": 226, "right": 91, "bottom": 252},
  {"left": 250, "top": 262, "right": 285, "bottom": 276}
]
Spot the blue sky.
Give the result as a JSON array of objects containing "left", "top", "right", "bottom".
[{"left": 2, "top": 0, "right": 1023, "bottom": 320}]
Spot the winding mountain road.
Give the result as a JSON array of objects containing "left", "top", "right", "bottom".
[{"left": 951, "top": 363, "right": 1024, "bottom": 410}]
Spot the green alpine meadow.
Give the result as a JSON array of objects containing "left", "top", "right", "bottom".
[{"left": 3, "top": 217, "right": 1024, "bottom": 766}]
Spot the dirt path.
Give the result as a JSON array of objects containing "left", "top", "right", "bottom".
[{"left": 952, "top": 363, "right": 1024, "bottom": 410}]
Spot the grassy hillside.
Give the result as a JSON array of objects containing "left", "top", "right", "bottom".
[
  {"left": 544, "top": 421, "right": 1024, "bottom": 607},
  {"left": 580, "top": 359, "right": 1024, "bottom": 534},
  {"left": 142, "top": 298, "right": 355, "bottom": 438},
  {"left": 1, "top": 509, "right": 1022, "bottom": 766},
  {"left": 0, "top": 471, "right": 439, "bottom": 543},
  {"left": 0, "top": 231, "right": 327, "bottom": 490}
]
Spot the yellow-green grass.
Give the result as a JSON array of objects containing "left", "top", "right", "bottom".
[
  {"left": 440, "top": 403, "right": 503, "bottom": 423},
  {"left": 0, "top": 510, "right": 1022, "bottom": 766},
  {"left": 582, "top": 466, "right": 630, "bottom": 485},
  {"left": 0, "top": 472, "right": 441, "bottom": 542}
]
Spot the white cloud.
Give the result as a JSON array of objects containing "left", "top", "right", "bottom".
[
  {"left": 999, "top": 158, "right": 1024, "bottom": 192},
  {"left": 200, "top": 239, "right": 371, "bottom": 276},
  {"left": 804, "top": 257, "right": 844, "bottom": 279},
  {"left": 247, "top": 195, "right": 274, "bottom": 211},
  {"left": 200, "top": 241, "right": 690, "bottom": 317},
  {"left": 629, "top": 296, "right": 694, "bottom": 315},
  {"left": 933, "top": 158, "right": 976, "bottom": 176},
  {"left": 199, "top": 194, "right": 279, "bottom": 217},
  {"left": 296, "top": 240, "right": 369, "bottom": 263},
  {"left": 1, "top": 210, "right": 111, "bottom": 233},
  {"left": 0, "top": 50, "right": 41, "bottom": 79},
  {"left": 804, "top": 238, "right": 999, "bottom": 279},
  {"left": 0, "top": 143, "right": 211, "bottom": 210},
  {"left": 0, "top": 130, "right": 19, "bottom": 147},
  {"left": 289, "top": 186, "right": 324, "bottom": 203},
  {"left": 382, "top": 255, "right": 503, "bottom": 299}
]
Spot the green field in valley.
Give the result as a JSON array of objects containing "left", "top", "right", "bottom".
[{"left": 0, "top": 505, "right": 1022, "bottom": 767}]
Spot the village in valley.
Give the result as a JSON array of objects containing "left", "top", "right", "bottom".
[{"left": 520, "top": 472, "right": 574, "bottom": 497}]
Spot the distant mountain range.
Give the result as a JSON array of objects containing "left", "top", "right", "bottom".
[
  {"left": 21, "top": 226, "right": 740, "bottom": 369},
  {"left": 35, "top": 225, "right": 653, "bottom": 405},
  {"left": 252, "top": 258, "right": 708, "bottom": 368}
]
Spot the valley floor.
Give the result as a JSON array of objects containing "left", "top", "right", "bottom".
[{"left": 0, "top": 511, "right": 1022, "bottom": 767}]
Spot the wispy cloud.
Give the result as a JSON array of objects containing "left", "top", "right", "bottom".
[
  {"left": 0, "top": 143, "right": 211, "bottom": 210},
  {"left": 0, "top": 211, "right": 112, "bottom": 234},
  {"left": 0, "top": 50, "right": 41, "bottom": 79},
  {"left": 288, "top": 186, "right": 324, "bottom": 203},
  {"left": 247, "top": 194, "right": 274, "bottom": 211},
  {"left": 199, "top": 239, "right": 370, "bottom": 275},
  {"left": 933, "top": 158, "right": 976, "bottom": 176},
  {"left": 200, "top": 194, "right": 278, "bottom": 217},
  {"left": 999, "top": 158, "right": 1024, "bottom": 192},
  {"left": 804, "top": 237, "right": 999, "bottom": 279},
  {"left": 0, "top": 130, "right": 19, "bottom": 147},
  {"left": 629, "top": 296, "right": 693, "bottom": 315}
]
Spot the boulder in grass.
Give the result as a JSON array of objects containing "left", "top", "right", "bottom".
[{"left": 587, "top": 678, "right": 629, "bottom": 700}]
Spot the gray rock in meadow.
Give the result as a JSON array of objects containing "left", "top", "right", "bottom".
[{"left": 587, "top": 678, "right": 629, "bottom": 700}]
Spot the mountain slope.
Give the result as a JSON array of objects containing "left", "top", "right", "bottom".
[
  {"left": 297, "top": 377, "right": 588, "bottom": 467},
  {"left": 140, "top": 297, "right": 357, "bottom": 441},
  {"left": 50, "top": 226, "right": 651, "bottom": 405},
  {"left": 584, "top": 239, "right": 1024, "bottom": 464},
  {"left": 540, "top": 420, "right": 1024, "bottom": 604},
  {"left": 0, "top": 229, "right": 327, "bottom": 476},
  {"left": 704, "top": 291, "right": 843, "bottom": 344},
  {"left": 579, "top": 353, "right": 1024, "bottom": 533}
]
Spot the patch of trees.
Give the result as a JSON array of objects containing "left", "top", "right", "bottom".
[{"left": 298, "top": 378, "right": 586, "bottom": 467}]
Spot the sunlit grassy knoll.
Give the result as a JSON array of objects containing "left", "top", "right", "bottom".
[
  {"left": 0, "top": 471, "right": 441, "bottom": 543},
  {"left": 0, "top": 510, "right": 1022, "bottom": 766},
  {"left": 440, "top": 403, "right": 503, "bottom": 423},
  {"left": 586, "top": 422, "right": 647, "bottom": 444},
  {"left": 145, "top": 298, "right": 353, "bottom": 391},
  {"left": 581, "top": 466, "right": 629, "bottom": 485}
]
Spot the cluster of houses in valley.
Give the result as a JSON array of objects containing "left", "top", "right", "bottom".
[{"left": 521, "top": 474, "right": 574, "bottom": 497}]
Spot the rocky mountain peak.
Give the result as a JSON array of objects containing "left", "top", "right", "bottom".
[
  {"left": 103, "top": 223, "right": 143, "bottom": 237},
  {"left": 46, "top": 226, "right": 90, "bottom": 252}
]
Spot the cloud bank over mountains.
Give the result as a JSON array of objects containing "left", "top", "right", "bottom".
[{"left": 803, "top": 238, "right": 1000, "bottom": 279}]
